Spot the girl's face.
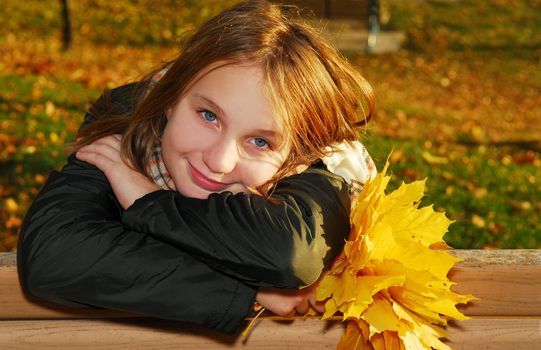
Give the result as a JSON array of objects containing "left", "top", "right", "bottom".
[{"left": 161, "top": 63, "right": 290, "bottom": 199}]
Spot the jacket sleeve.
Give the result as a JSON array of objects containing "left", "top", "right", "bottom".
[
  {"left": 122, "top": 167, "right": 351, "bottom": 289},
  {"left": 17, "top": 105, "right": 257, "bottom": 335}
]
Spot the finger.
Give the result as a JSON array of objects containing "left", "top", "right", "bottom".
[
  {"left": 79, "top": 135, "right": 121, "bottom": 154},
  {"left": 305, "top": 284, "right": 326, "bottom": 314},
  {"left": 93, "top": 135, "right": 122, "bottom": 152},
  {"left": 78, "top": 142, "right": 121, "bottom": 162},
  {"left": 76, "top": 149, "right": 117, "bottom": 172},
  {"left": 295, "top": 298, "right": 310, "bottom": 315},
  {"left": 309, "top": 297, "right": 326, "bottom": 314},
  {"left": 76, "top": 136, "right": 123, "bottom": 166},
  {"left": 281, "top": 308, "right": 296, "bottom": 318}
]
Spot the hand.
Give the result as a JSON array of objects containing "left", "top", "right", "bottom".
[
  {"left": 255, "top": 274, "right": 327, "bottom": 317},
  {"left": 75, "top": 134, "right": 160, "bottom": 209}
]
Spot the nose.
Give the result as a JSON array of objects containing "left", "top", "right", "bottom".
[{"left": 203, "top": 137, "right": 239, "bottom": 175}]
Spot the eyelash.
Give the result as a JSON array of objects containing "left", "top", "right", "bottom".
[
  {"left": 197, "top": 108, "right": 272, "bottom": 151},
  {"left": 251, "top": 137, "right": 270, "bottom": 149},
  {"left": 199, "top": 109, "right": 218, "bottom": 124}
]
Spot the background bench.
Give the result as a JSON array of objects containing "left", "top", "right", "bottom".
[
  {"left": 272, "top": 0, "right": 404, "bottom": 53},
  {"left": 1, "top": 250, "right": 540, "bottom": 349}
]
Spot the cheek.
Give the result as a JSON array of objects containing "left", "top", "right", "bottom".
[
  {"left": 239, "top": 146, "right": 291, "bottom": 188},
  {"left": 240, "top": 161, "right": 281, "bottom": 187},
  {"left": 161, "top": 128, "right": 182, "bottom": 162},
  {"left": 162, "top": 115, "right": 201, "bottom": 157}
]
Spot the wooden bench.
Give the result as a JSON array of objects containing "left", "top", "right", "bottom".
[
  {"left": 274, "top": 0, "right": 383, "bottom": 52},
  {"left": 1, "top": 250, "right": 540, "bottom": 349}
]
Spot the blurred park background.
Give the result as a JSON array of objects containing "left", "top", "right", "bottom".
[{"left": 0, "top": 0, "right": 540, "bottom": 252}]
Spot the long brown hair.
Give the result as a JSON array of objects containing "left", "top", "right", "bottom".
[{"left": 73, "top": 0, "right": 375, "bottom": 194}]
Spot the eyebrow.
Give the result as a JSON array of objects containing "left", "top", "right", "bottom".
[
  {"left": 193, "top": 93, "right": 281, "bottom": 142},
  {"left": 193, "top": 94, "right": 227, "bottom": 119},
  {"left": 253, "top": 128, "right": 279, "bottom": 141}
]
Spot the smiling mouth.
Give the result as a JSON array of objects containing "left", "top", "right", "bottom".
[{"left": 188, "top": 162, "right": 228, "bottom": 192}]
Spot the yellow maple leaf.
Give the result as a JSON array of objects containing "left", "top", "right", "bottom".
[
  {"left": 362, "top": 297, "right": 405, "bottom": 335},
  {"left": 344, "top": 275, "right": 406, "bottom": 319},
  {"left": 314, "top": 159, "right": 477, "bottom": 349},
  {"left": 393, "top": 303, "right": 450, "bottom": 350},
  {"left": 386, "top": 179, "right": 426, "bottom": 207},
  {"left": 337, "top": 320, "right": 371, "bottom": 350},
  {"left": 382, "top": 205, "right": 454, "bottom": 248},
  {"left": 384, "top": 243, "right": 460, "bottom": 279},
  {"left": 371, "top": 331, "right": 405, "bottom": 350}
]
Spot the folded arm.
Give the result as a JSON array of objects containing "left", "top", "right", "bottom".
[
  {"left": 121, "top": 165, "right": 350, "bottom": 288},
  {"left": 17, "top": 155, "right": 256, "bottom": 334}
]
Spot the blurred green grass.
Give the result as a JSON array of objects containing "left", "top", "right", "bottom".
[{"left": 1, "top": 0, "right": 540, "bottom": 251}]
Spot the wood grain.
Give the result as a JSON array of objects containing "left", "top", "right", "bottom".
[
  {"left": 2, "top": 250, "right": 541, "bottom": 349},
  {"left": 0, "top": 317, "right": 539, "bottom": 349},
  {"left": 450, "top": 250, "right": 541, "bottom": 316},
  {"left": 445, "top": 317, "right": 541, "bottom": 349}
]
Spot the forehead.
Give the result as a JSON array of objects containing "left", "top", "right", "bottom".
[{"left": 187, "top": 63, "right": 281, "bottom": 134}]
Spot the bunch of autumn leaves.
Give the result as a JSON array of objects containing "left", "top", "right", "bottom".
[{"left": 314, "top": 162, "right": 477, "bottom": 350}]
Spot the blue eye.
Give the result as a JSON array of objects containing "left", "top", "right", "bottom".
[
  {"left": 202, "top": 110, "right": 217, "bottom": 122},
  {"left": 253, "top": 137, "right": 269, "bottom": 148}
]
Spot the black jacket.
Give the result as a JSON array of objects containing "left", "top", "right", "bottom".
[{"left": 17, "top": 83, "right": 351, "bottom": 334}]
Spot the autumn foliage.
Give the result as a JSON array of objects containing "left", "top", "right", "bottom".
[
  {"left": 1, "top": 0, "right": 540, "bottom": 251},
  {"left": 317, "top": 162, "right": 477, "bottom": 349}
]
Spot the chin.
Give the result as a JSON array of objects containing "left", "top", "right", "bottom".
[
  {"left": 174, "top": 178, "right": 249, "bottom": 199},
  {"left": 184, "top": 189, "right": 212, "bottom": 200},
  {"left": 173, "top": 182, "right": 210, "bottom": 199}
]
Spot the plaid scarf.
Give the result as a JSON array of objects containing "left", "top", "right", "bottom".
[
  {"left": 148, "top": 144, "right": 176, "bottom": 191},
  {"left": 145, "top": 68, "right": 176, "bottom": 191}
]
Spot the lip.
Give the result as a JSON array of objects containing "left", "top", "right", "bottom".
[{"left": 187, "top": 162, "right": 229, "bottom": 192}]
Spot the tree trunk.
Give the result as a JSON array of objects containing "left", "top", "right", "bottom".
[{"left": 60, "top": 0, "right": 72, "bottom": 50}]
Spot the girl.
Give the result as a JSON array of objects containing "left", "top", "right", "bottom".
[{"left": 17, "top": 0, "right": 376, "bottom": 335}]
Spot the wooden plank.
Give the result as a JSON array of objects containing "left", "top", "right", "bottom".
[
  {"left": 0, "top": 252, "right": 15, "bottom": 267},
  {"left": 0, "top": 319, "right": 342, "bottom": 349},
  {"left": 451, "top": 249, "right": 541, "bottom": 266},
  {"left": 3, "top": 251, "right": 541, "bottom": 319},
  {"left": 445, "top": 317, "right": 541, "bottom": 349},
  {"left": 0, "top": 317, "right": 539, "bottom": 349},
  {"left": 450, "top": 250, "right": 541, "bottom": 316}
]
